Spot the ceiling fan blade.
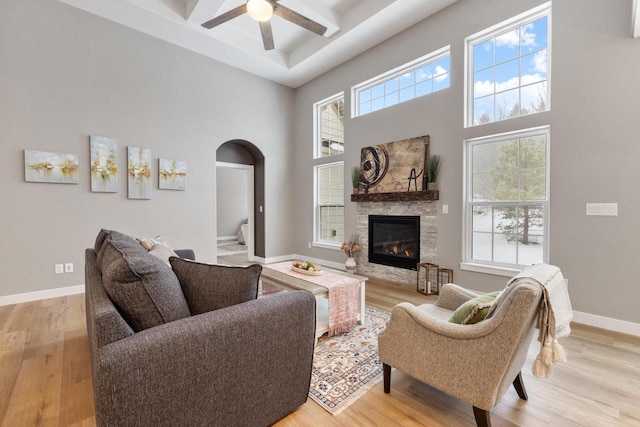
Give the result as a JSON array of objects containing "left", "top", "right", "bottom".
[
  {"left": 259, "top": 21, "right": 275, "bottom": 50},
  {"left": 273, "top": 4, "right": 327, "bottom": 36},
  {"left": 201, "top": 4, "right": 247, "bottom": 29}
]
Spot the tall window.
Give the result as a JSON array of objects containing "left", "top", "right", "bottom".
[
  {"left": 314, "top": 162, "right": 344, "bottom": 246},
  {"left": 462, "top": 126, "right": 549, "bottom": 276},
  {"left": 352, "top": 46, "right": 450, "bottom": 118},
  {"left": 314, "top": 93, "right": 344, "bottom": 158},
  {"left": 313, "top": 93, "right": 345, "bottom": 247},
  {"left": 465, "top": 3, "right": 550, "bottom": 127}
]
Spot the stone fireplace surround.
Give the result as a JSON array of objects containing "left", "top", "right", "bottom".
[{"left": 355, "top": 200, "right": 437, "bottom": 285}]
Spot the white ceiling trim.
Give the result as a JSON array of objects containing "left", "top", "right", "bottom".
[{"left": 58, "top": 0, "right": 458, "bottom": 88}]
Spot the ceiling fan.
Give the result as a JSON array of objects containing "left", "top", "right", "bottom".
[{"left": 201, "top": 0, "right": 328, "bottom": 51}]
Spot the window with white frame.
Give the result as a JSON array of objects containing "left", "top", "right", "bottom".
[
  {"left": 466, "top": 2, "right": 550, "bottom": 127},
  {"left": 462, "top": 126, "right": 549, "bottom": 275},
  {"left": 314, "top": 93, "right": 344, "bottom": 158},
  {"left": 352, "top": 46, "right": 450, "bottom": 118},
  {"left": 314, "top": 162, "right": 344, "bottom": 246}
]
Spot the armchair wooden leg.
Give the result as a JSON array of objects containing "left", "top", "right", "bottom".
[
  {"left": 383, "top": 363, "right": 391, "bottom": 393},
  {"left": 473, "top": 406, "right": 492, "bottom": 427},
  {"left": 512, "top": 371, "right": 528, "bottom": 400}
]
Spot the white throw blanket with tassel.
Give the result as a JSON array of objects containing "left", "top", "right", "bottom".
[{"left": 507, "top": 264, "right": 573, "bottom": 378}]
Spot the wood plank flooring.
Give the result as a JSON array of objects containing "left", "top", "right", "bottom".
[{"left": 1, "top": 274, "right": 639, "bottom": 426}]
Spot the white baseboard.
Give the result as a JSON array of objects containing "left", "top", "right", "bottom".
[
  {"left": 0, "top": 284, "right": 85, "bottom": 306},
  {"left": 253, "top": 254, "right": 296, "bottom": 265},
  {"left": 217, "top": 236, "right": 237, "bottom": 241},
  {"left": 572, "top": 310, "right": 640, "bottom": 337}
]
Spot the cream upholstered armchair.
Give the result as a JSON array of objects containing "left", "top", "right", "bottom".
[{"left": 378, "top": 279, "right": 544, "bottom": 427}]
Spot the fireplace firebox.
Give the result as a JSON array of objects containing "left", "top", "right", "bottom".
[{"left": 368, "top": 215, "right": 420, "bottom": 271}]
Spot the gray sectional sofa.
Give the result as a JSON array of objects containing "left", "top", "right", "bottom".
[{"left": 85, "top": 230, "right": 316, "bottom": 427}]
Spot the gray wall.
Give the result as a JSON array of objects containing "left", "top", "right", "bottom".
[
  {"left": 292, "top": 0, "right": 640, "bottom": 323},
  {"left": 216, "top": 167, "right": 249, "bottom": 237},
  {"left": 0, "top": 0, "right": 295, "bottom": 296}
]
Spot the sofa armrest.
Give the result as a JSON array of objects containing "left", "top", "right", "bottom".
[
  {"left": 92, "top": 290, "right": 316, "bottom": 427},
  {"left": 85, "top": 249, "right": 135, "bottom": 349},
  {"left": 435, "top": 283, "right": 480, "bottom": 311},
  {"left": 174, "top": 249, "right": 195, "bottom": 260}
]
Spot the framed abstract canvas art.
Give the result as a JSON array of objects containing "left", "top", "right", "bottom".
[
  {"left": 128, "top": 146, "right": 152, "bottom": 200},
  {"left": 159, "top": 158, "right": 186, "bottom": 191},
  {"left": 24, "top": 150, "right": 79, "bottom": 184},
  {"left": 90, "top": 135, "right": 118, "bottom": 192}
]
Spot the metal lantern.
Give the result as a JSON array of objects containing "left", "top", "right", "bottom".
[{"left": 417, "top": 262, "right": 440, "bottom": 295}]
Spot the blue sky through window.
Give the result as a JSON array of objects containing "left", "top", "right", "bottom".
[
  {"left": 356, "top": 48, "right": 450, "bottom": 117},
  {"left": 471, "top": 13, "right": 549, "bottom": 125}
]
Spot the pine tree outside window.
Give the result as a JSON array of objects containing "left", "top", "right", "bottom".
[{"left": 462, "top": 126, "right": 550, "bottom": 276}]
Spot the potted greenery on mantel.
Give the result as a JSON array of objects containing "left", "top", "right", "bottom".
[
  {"left": 426, "top": 154, "right": 441, "bottom": 191},
  {"left": 351, "top": 166, "right": 360, "bottom": 194}
]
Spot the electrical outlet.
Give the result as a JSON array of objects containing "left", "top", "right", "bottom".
[
  {"left": 55, "top": 264, "right": 64, "bottom": 274},
  {"left": 308, "top": 242, "right": 312, "bottom": 248},
  {"left": 65, "top": 263, "right": 73, "bottom": 273},
  {"left": 442, "top": 204, "right": 449, "bottom": 214},
  {"left": 586, "top": 203, "right": 618, "bottom": 216}
]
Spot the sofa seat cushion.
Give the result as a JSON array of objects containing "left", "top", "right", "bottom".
[
  {"left": 169, "top": 257, "right": 262, "bottom": 315},
  {"left": 100, "top": 231, "right": 191, "bottom": 331}
]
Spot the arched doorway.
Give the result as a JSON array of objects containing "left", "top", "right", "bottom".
[{"left": 216, "top": 140, "right": 265, "bottom": 261}]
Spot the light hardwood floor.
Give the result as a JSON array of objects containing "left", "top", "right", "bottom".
[{"left": 1, "top": 275, "right": 639, "bottom": 426}]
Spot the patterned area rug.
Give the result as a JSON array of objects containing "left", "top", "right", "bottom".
[{"left": 309, "top": 305, "right": 391, "bottom": 415}]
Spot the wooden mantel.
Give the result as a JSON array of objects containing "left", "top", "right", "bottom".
[{"left": 350, "top": 190, "right": 439, "bottom": 202}]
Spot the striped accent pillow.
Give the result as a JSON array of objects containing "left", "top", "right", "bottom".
[{"left": 138, "top": 236, "right": 172, "bottom": 251}]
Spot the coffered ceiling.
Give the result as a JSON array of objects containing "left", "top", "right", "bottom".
[{"left": 58, "top": 0, "right": 460, "bottom": 88}]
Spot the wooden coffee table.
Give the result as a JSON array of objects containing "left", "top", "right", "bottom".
[{"left": 260, "top": 264, "right": 367, "bottom": 340}]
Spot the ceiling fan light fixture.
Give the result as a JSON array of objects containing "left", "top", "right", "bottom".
[{"left": 246, "top": 0, "right": 273, "bottom": 22}]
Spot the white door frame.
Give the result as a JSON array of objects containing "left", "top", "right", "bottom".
[{"left": 215, "top": 161, "right": 255, "bottom": 262}]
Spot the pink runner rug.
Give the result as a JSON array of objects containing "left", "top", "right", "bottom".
[{"left": 264, "top": 261, "right": 361, "bottom": 336}]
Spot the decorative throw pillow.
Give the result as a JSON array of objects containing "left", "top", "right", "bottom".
[
  {"left": 449, "top": 291, "right": 501, "bottom": 325},
  {"left": 94, "top": 228, "right": 111, "bottom": 252},
  {"left": 138, "top": 235, "right": 172, "bottom": 251},
  {"left": 169, "top": 257, "right": 262, "bottom": 315},
  {"left": 148, "top": 244, "right": 178, "bottom": 266},
  {"left": 95, "top": 229, "right": 115, "bottom": 271},
  {"left": 100, "top": 231, "right": 191, "bottom": 331}
]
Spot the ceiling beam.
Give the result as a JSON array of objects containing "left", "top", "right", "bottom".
[
  {"left": 634, "top": 0, "right": 640, "bottom": 38},
  {"left": 185, "top": 0, "right": 226, "bottom": 24},
  {"left": 278, "top": 0, "right": 340, "bottom": 37}
]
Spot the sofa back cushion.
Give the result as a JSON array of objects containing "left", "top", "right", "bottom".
[
  {"left": 169, "top": 257, "right": 261, "bottom": 315},
  {"left": 100, "top": 230, "right": 191, "bottom": 331},
  {"left": 94, "top": 228, "right": 111, "bottom": 253}
]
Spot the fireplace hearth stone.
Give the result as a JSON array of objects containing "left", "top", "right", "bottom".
[{"left": 356, "top": 201, "right": 436, "bottom": 285}]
